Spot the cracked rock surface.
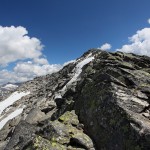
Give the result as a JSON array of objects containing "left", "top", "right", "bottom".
[{"left": 0, "top": 49, "right": 150, "bottom": 150}]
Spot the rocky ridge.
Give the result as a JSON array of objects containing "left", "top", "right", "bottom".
[{"left": 0, "top": 49, "right": 150, "bottom": 150}]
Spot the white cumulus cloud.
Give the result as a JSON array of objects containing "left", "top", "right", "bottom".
[
  {"left": 98, "top": 43, "right": 112, "bottom": 50},
  {"left": 33, "top": 58, "right": 49, "bottom": 65},
  {"left": 14, "top": 61, "right": 62, "bottom": 77},
  {"left": 0, "top": 25, "right": 64, "bottom": 85},
  {"left": 0, "top": 26, "right": 43, "bottom": 66},
  {"left": 117, "top": 28, "right": 150, "bottom": 56},
  {"left": 0, "top": 62, "right": 62, "bottom": 84}
]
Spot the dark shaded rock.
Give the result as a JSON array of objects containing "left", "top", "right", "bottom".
[
  {"left": 55, "top": 98, "right": 65, "bottom": 108},
  {"left": 5, "top": 120, "right": 36, "bottom": 150},
  {"left": 73, "top": 50, "right": 150, "bottom": 150}
]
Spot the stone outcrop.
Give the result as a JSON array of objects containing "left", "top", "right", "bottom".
[
  {"left": 74, "top": 51, "right": 150, "bottom": 149},
  {"left": 0, "top": 49, "right": 150, "bottom": 150}
]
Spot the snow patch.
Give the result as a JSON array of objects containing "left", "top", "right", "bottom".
[
  {"left": 0, "top": 91, "right": 30, "bottom": 115},
  {"left": 54, "top": 54, "right": 94, "bottom": 99},
  {"left": 54, "top": 93, "right": 62, "bottom": 99},
  {"left": 0, "top": 106, "right": 25, "bottom": 130},
  {"left": 61, "top": 56, "right": 94, "bottom": 91}
]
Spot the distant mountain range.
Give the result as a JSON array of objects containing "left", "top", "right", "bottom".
[{"left": 0, "top": 83, "right": 21, "bottom": 100}]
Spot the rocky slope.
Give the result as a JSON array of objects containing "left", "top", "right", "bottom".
[{"left": 0, "top": 49, "right": 150, "bottom": 150}]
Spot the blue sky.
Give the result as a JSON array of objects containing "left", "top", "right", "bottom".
[{"left": 0, "top": 0, "right": 150, "bottom": 84}]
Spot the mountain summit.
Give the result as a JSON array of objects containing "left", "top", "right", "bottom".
[{"left": 0, "top": 49, "right": 150, "bottom": 150}]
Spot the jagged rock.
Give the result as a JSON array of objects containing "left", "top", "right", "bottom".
[
  {"left": 0, "top": 128, "right": 11, "bottom": 141},
  {"left": 73, "top": 51, "right": 150, "bottom": 149},
  {"left": 22, "top": 111, "right": 95, "bottom": 150},
  {"left": 5, "top": 120, "right": 36, "bottom": 150},
  {"left": 0, "top": 141, "right": 8, "bottom": 150},
  {"left": 0, "top": 49, "right": 150, "bottom": 150},
  {"left": 25, "top": 108, "right": 45, "bottom": 124}
]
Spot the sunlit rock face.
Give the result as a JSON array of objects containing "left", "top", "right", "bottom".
[{"left": 0, "top": 49, "right": 150, "bottom": 150}]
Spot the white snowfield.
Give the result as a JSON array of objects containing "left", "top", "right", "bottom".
[
  {"left": 0, "top": 91, "right": 30, "bottom": 115},
  {"left": 0, "top": 106, "right": 25, "bottom": 130},
  {"left": 55, "top": 54, "right": 94, "bottom": 98},
  {"left": 0, "top": 91, "right": 30, "bottom": 130}
]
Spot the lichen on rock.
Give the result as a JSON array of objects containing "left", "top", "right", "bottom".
[{"left": 1, "top": 49, "right": 150, "bottom": 150}]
